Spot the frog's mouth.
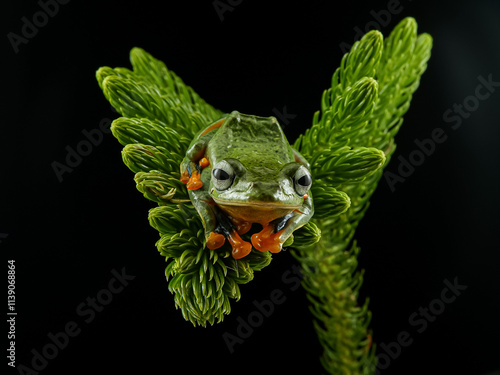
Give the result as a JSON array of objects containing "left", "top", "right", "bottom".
[{"left": 214, "top": 199, "right": 301, "bottom": 224}]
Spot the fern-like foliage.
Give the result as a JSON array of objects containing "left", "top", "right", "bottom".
[
  {"left": 96, "top": 16, "right": 431, "bottom": 372},
  {"left": 96, "top": 48, "right": 317, "bottom": 326},
  {"left": 292, "top": 18, "right": 432, "bottom": 374}
]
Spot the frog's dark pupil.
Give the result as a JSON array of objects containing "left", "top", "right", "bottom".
[
  {"left": 298, "top": 174, "right": 311, "bottom": 186},
  {"left": 213, "top": 168, "right": 230, "bottom": 180}
]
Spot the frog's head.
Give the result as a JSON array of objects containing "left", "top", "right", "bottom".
[{"left": 209, "top": 158, "right": 312, "bottom": 225}]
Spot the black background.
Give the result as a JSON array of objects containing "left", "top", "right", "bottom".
[{"left": 3, "top": 0, "right": 500, "bottom": 374}]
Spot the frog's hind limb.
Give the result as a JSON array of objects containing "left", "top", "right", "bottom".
[{"left": 189, "top": 189, "right": 220, "bottom": 248}]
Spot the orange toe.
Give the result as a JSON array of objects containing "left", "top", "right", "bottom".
[
  {"left": 206, "top": 232, "right": 225, "bottom": 250},
  {"left": 180, "top": 169, "right": 190, "bottom": 184},
  {"left": 187, "top": 171, "right": 203, "bottom": 190},
  {"left": 266, "top": 234, "right": 283, "bottom": 253},
  {"left": 199, "top": 157, "right": 210, "bottom": 168},
  {"left": 231, "top": 241, "right": 252, "bottom": 259},
  {"left": 227, "top": 230, "right": 252, "bottom": 259},
  {"left": 237, "top": 221, "right": 252, "bottom": 235},
  {"left": 228, "top": 216, "right": 252, "bottom": 235},
  {"left": 251, "top": 224, "right": 283, "bottom": 253}
]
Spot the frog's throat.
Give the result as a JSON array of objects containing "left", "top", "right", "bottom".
[{"left": 214, "top": 199, "right": 300, "bottom": 225}]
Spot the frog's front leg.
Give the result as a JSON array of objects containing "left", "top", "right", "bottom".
[
  {"left": 180, "top": 145, "right": 210, "bottom": 191},
  {"left": 202, "top": 207, "right": 253, "bottom": 259},
  {"left": 185, "top": 166, "right": 219, "bottom": 241},
  {"left": 180, "top": 122, "right": 221, "bottom": 190},
  {"left": 251, "top": 195, "right": 314, "bottom": 253},
  {"left": 213, "top": 211, "right": 252, "bottom": 259},
  {"left": 188, "top": 173, "right": 252, "bottom": 259}
]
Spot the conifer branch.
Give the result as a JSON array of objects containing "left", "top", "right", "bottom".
[
  {"left": 97, "top": 48, "right": 319, "bottom": 326},
  {"left": 291, "top": 17, "right": 432, "bottom": 374},
  {"left": 96, "top": 18, "right": 432, "bottom": 370}
]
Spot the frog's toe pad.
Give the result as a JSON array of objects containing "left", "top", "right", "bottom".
[
  {"left": 226, "top": 230, "right": 252, "bottom": 259},
  {"left": 180, "top": 169, "right": 190, "bottom": 184},
  {"left": 232, "top": 241, "right": 252, "bottom": 259},
  {"left": 206, "top": 232, "right": 225, "bottom": 250},
  {"left": 228, "top": 216, "right": 252, "bottom": 235},
  {"left": 186, "top": 171, "right": 203, "bottom": 190},
  {"left": 251, "top": 230, "right": 283, "bottom": 253}
]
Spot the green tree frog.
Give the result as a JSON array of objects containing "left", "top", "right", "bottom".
[{"left": 180, "top": 111, "right": 313, "bottom": 259}]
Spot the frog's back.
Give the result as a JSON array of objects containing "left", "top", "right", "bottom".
[{"left": 208, "top": 111, "right": 294, "bottom": 170}]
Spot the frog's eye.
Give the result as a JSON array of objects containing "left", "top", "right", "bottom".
[
  {"left": 212, "top": 160, "right": 235, "bottom": 191},
  {"left": 293, "top": 166, "right": 312, "bottom": 196}
]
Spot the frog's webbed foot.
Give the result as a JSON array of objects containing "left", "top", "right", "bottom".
[
  {"left": 207, "top": 229, "right": 251, "bottom": 259},
  {"left": 227, "top": 215, "right": 252, "bottom": 235},
  {"left": 226, "top": 215, "right": 252, "bottom": 258},
  {"left": 206, "top": 232, "right": 225, "bottom": 250},
  {"left": 207, "top": 211, "right": 252, "bottom": 259},
  {"left": 227, "top": 231, "right": 252, "bottom": 259},
  {"left": 250, "top": 211, "right": 303, "bottom": 253},
  {"left": 180, "top": 157, "right": 210, "bottom": 191},
  {"left": 251, "top": 223, "right": 284, "bottom": 254}
]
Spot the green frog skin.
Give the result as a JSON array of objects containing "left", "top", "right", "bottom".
[{"left": 180, "top": 111, "right": 313, "bottom": 259}]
